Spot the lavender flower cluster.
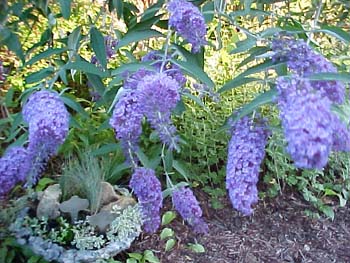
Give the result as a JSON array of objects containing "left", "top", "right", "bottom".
[
  {"left": 172, "top": 187, "right": 208, "bottom": 233},
  {"left": 129, "top": 168, "right": 163, "bottom": 233},
  {"left": 91, "top": 36, "right": 118, "bottom": 66},
  {"left": 110, "top": 70, "right": 181, "bottom": 161},
  {"left": 272, "top": 38, "right": 345, "bottom": 104},
  {"left": 226, "top": 116, "right": 269, "bottom": 215},
  {"left": 22, "top": 90, "right": 69, "bottom": 185},
  {"left": 167, "top": 0, "right": 207, "bottom": 53},
  {"left": 273, "top": 38, "right": 349, "bottom": 169},
  {"left": 0, "top": 90, "right": 69, "bottom": 195},
  {"left": 0, "top": 147, "right": 30, "bottom": 198}
]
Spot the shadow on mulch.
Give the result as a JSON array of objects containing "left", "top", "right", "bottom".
[{"left": 116, "top": 189, "right": 350, "bottom": 263}]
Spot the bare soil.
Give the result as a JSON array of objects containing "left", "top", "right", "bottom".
[{"left": 117, "top": 189, "right": 350, "bottom": 263}]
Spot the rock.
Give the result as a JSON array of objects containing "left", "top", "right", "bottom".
[
  {"left": 100, "top": 182, "right": 121, "bottom": 206},
  {"left": 59, "top": 196, "right": 89, "bottom": 223},
  {"left": 100, "top": 196, "right": 136, "bottom": 213},
  {"left": 87, "top": 211, "right": 117, "bottom": 232},
  {"left": 36, "top": 184, "right": 62, "bottom": 219}
]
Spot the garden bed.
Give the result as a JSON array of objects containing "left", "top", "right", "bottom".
[{"left": 122, "top": 188, "right": 350, "bottom": 263}]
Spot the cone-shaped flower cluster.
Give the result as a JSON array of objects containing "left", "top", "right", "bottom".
[
  {"left": 273, "top": 38, "right": 350, "bottom": 169},
  {"left": 129, "top": 168, "right": 163, "bottom": 233},
  {"left": 23, "top": 90, "right": 69, "bottom": 185},
  {"left": 167, "top": 0, "right": 207, "bottom": 53},
  {"left": 141, "top": 51, "right": 187, "bottom": 87},
  {"left": 110, "top": 71, "right": 181, "bottom": 161},
  {"left": 172, "top": 187, "right": 208, "bottom": 234},
  {"left": 272, "top": 38, "right": 345, "bottom": 104},
  {"left": 226, "top": 116, "right": 269, "bottom": 215},
  {"left": 0, "top": 147, "right": 30, "bottom": 198}
]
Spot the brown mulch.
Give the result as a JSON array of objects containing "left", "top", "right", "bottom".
[{"left": 117, "top": 189, "right": 350, "bottom": 263}]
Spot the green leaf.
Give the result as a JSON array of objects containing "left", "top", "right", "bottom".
[
  {"left": 60, "top": 95, "right": 89, "bottom": 118},
  {"left": 172, "top": 160, "right": 190, "bottom": 182},
  {"left": 143, "top": 250, "right": 160, "bottom": 263},
  {"left": 90, "top": 27, "right": 107, "bottom": 68},
  {"left": 230, "top": 89, "right": 278, "bottom": 123},
  {"left": 86, "top": 74, "right": 106, "bottom": 98},
  {"left": 236, "top": 59, "right": 280, "bottom": 79},
  {"left": 229, "top": 38, "right": 256, "bottom": 54},
  {"left": 126, "top": 259, "right": 138, "bottom": 263},
  {"left": 91, "top": 143, "right": 121, "bottom": 156},
  {"left": 26, "top": 48, "right": 67, "bottom": 66},
  {"left": 136, "top": 149, "right": 154, "bottom": 169},
  {"left": 160, "top": 228, "right": 174, "bottom": 240},
  {"left": 115, "top": 29, "right": 164, "bottom": 49},
  {"left": 0, "top": 28, "right": 24, "bottom": 62},
  {"left": 171, "top": 59, "right": 214, "bottom": 88},
  {"left": 161, "top": 211, "right": 177, "bottom": 225},
  {"left": 237, "top": 46, "right": 270, "bottom": 69},
  {"left": 187, "top": 243, "right": 205, "bottom": 253},
  {"left": 66, "top": 61, "right": 109, "bottom": 78},
  {"left": 25, "top": 67, "right": 55, "bottom": 84},
  {"left": 59, "top": 0, "right": 71, "bottom": 19},
  {"left": 35, "top": 177, "right": 55, "bottom": 192},
  {"left": 164, "top": 149, "right": 173, "bottom": 172},
  {"left": 128, "top": 252, "right": 143, "bottom": 260},
  {"left": 165, "top": 239, "right": 176, "bottom": 252},
  {"left": 111, "top": 62, "right": 154, "bottom": 76},
  {"left": 219, "top": 77, "right": 259, "bottom": 93},
  {"left": 67, "top": 26, "right": 82, "bottom": 58},
  {"left": 306, "top": 72, "right": 350, "bottom": 82},
  {"left": 320, "top": 205, "right": 334, "bottom": 220},
  {"left": 318, "top": 25, "right": 350, "bottom": 44}
]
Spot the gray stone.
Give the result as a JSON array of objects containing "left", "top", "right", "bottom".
[{"left": 36, "top": 184, "right": 62, "bottom": 219}]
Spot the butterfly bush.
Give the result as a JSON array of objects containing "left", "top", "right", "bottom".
[
  {"left": 226, "top": 116, "right": 269, "bottom": 215},
  {"left": 141, "top": 51, "right": 187, "bottom": 87},
  {"left": 129, "top": 168, "right": 163, "bottom": 233},
  {"left": 172, "top": 187, "right": 208, "bottom": 234},
  {"left": 111, "top": 68, "right": 181, "bottom": 158},
  {"left": 276, "top": 77, "right": 335, "bottom": 169},
  {"left": 23, "top": 90, "right": 69, "bottom": 185},
  {"left": 272, "top": 38, "right": 345, "bottom": 104},
  {"left": 0, "top": 147, "right": 30, "bottom": 198},
  {"left": 167, "top": 0, "right": 207, "bottom": 53},
  {"left": 138, "top": 73, "right": 181, "bottom": 149},
  {"left": 109, "top": 90, "right": 144, "bottom": 162}
]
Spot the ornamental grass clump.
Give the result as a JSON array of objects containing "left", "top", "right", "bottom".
[
  {"left": 129, "top": 168, "right": 163, "bottom": 233},
  {"left": 167, "top": 0, "right": 207, "bottom": 53},
  {"left": 172, "top": 187, "right": 208, "bottom": 234},
  {"left": 226, "top": 116, "right": 270, "bottom": 215}
]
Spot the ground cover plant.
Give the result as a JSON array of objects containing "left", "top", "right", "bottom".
[{"left": 0, "top": 0, "right": 350, "bottom": 262}]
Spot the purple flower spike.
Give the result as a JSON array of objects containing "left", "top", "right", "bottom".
[
  {"left": 141, "top": 51, "right": 187, "bottom": 86},
  {"left": 167, "top": 0, "right": 207, "bottom": 53},
  {"left": 129, "top": 168, "right": 163, "bottom": 233},
  {"left": 138, "top": 73, "right": 180, "bottom": 149},
  {"left": 109, "top": 90, "right": 144, "bottom": 162},
  {"left": 226, "top": 116, "right": 269, "bottom": 215},
  {"left": 0, "top": 147, "right": 30, "bottom": 198},
  {"left": 23, "top": 90, "right": 69, "bottom": 185},
  {"left": 272, "top": 38, "right": 345, "bottom": 104},
  {"left": 172, "top": 187, "right": 208, "bottom": 234}
]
